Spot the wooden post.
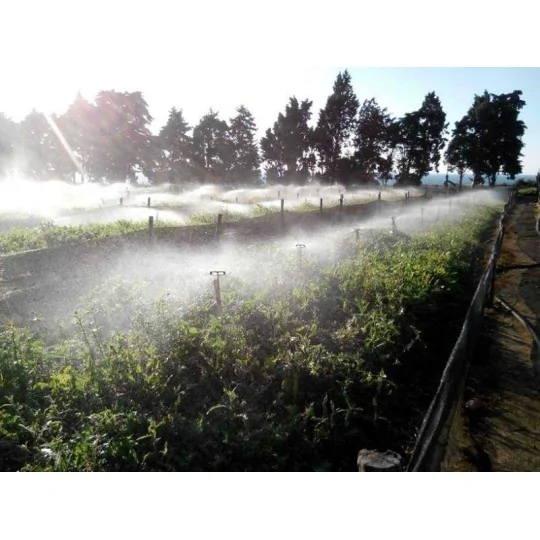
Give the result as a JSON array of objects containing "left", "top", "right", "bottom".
[
  {"left": 215, "top": 213, "right": 223, "bottom": 243},
  {"left": 339, "top": 193, "right": 344, "bottom": 212},
  {"left": 280, "top": 199, "right": 285, "bottom": 228},
  {"left": 210, "top": 271, "right": 226, "bottom": 314},
  {"left": 147, "top": 196, "right": 151, "bottom": 208},
  {"left": 148, "top": 215, "right": 154, "bottom": 242},
  {"left": 296, "top": 244, "right": 306, "bottom": 266},
  {"left": 319, "top": 198, "right": 323, "bottom": 216},
  {"left": 377, "top": 192, "right": 381, "bottom": 215}
]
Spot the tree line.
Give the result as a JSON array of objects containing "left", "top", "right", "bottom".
[{"left": 0, "top": 71, "right": 527, "bottom": 187}]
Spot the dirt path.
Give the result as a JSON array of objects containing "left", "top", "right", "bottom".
[{"left": 454, "top": 196, "right": 540, "bottom": 471}]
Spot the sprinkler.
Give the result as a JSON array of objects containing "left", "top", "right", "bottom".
[
  {"left": 210, "top": 271, "right": 226, "bottom": 314},
  {"left": 354, "top": 228, "right": 361, "bottom": 243},
  {"left": 295, "top": 243, "right": 306, "bottom": 266},
  {"left": 391, "top": 217, "right": 397, "bottom": 235}
]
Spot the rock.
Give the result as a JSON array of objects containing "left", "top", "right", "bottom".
[{"left": 357, "top": 449, "right": 402, "bottom": 472}]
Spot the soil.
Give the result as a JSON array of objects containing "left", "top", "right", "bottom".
[{"left": 451, "top": 196, "right": 540, "bottom": 471}]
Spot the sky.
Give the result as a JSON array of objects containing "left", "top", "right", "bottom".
[{"left": 2, "top": 2, "right": 539, "bottom": 173}]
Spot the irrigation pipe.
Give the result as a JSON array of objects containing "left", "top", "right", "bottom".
[
  {"left": 494, "top": 296, "right": 540, "bottom": 374},
  {"left": 497, "top": 263, "right": 540, "bottom": 272}
]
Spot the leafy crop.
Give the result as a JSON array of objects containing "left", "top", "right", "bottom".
[{"left": 0, "top": 205, "right": 500, "bottom": 471}]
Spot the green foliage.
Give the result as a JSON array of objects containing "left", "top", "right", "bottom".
[
  {"left": 192, "top": 110, "right": 231, "bottom": 181},
  {"left": 354, "top": 98, "right": 395, "bottom": 185},
  {"left": 0, "top": 219, "right": 178, "bottom": 255},
  {"left": 395, "top": 92, "right": 448, "bottom": 186},
  {"left": 448, "top": 90, "right": 527, "bottom": 186},
  {"left": 0, "top": 205, "right": 500, "bottom": 471},
  {"left": 227, "top": 106, "right": 260, "bottom": 185},
  {"left": 260, "top": 97, "right": 315, "bottom": 185},
  {"left": 314, "top": 70, "right": 359, "bottom": 182},
  {"left": 156, "top": 107, "right": 193, "bottom": 184}
]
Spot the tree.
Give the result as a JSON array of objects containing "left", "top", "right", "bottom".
[
  {"left": 58, "top": 93, "right": 96, "bottom": 182},
  {"left": 444, "top": 118, "right": 469, "bottom": 189},
  {"left": 354, "top": 98, "right": 395, "bottom": 185},
  {"left": 454, "top": 90, "right": 526, "bottom": 186},
  {"left": 0, "top": 113, "right": 17, "bottom": 177},
  {"left": 314, "top": 70, "right": 359, "bottom": 183},
  {"left": 157, "top": 107, "right": 193, "bottom": 184},
  {"left": 227, "top": 105, "right": 260, "bottom": 185},
  {"left": 260, "top": 97, "right": 314, "bottom": 185},
  {"left": 89, "top": 90, "right": 153, "bottom": 182},
  {"left": 395, "top": 92, "right": 448, "bottom": 186},
  {"left": 15, "top": 110, "right": 70, "bottom": 180},
  {"left": 192, "top": 109, "right": 231, "bottom": 182}
]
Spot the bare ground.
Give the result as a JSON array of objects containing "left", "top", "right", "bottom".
[{"left": 451, "top": 196, "right": 540, "bottom": 471}]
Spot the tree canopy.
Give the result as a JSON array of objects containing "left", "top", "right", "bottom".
[
  {"left": 445, "top": 90, "right": 526, "bottom": 186},
  {"left": 0, "top": 80, "right": 528, "bottom": 187}
]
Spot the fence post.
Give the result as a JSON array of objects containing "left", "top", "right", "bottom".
[
  {"left": 320, "top": 198, "right": 323, "bottom": 216},
  {"left": 377, "top": 192, "right": 381, "bottom": 215},
  {"left": 215, "top": 213, "right": 223, "bottom": 243},
  {"left": 147, "top": 196, "right": 151, "bottom": 208},
  {"left": 340, "top": 193, "right": 344, "bottom": 212},
  {"left": 281, "top": 199, "right": 285, "bottom": 229}
]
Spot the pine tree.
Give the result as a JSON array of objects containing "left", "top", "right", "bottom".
[
  {"left": 157, "top": 107, "right": 193, "bottom": 184},
  {"left": 314, "top": 70, "right": 359, "bottom": 183},
  {"left": 228, "top": 105, "right": 260, "bottom": 186}
]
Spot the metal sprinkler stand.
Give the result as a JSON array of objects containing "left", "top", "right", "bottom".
[
  {"left": 210, "top": 271, "right": 226, "bottom": 314},
  {"left": 391, "top": 216, "right": 397, "bottom": 235},
  {"left": 295, "top": 243, "right": 306, "bottom": 266}
]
